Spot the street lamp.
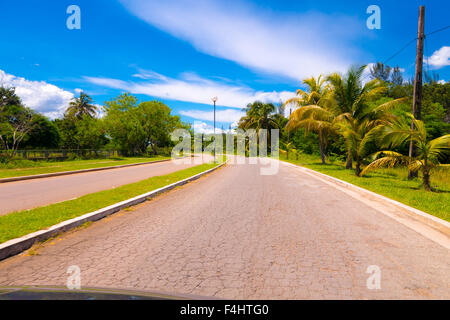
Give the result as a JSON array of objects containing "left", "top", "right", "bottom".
[{"left": 211, "top": 96, "right": 218, "bottom": 163}]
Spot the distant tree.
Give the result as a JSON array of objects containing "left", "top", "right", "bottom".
[
  {"left": 424, "top": 70, "right": 440, "bottom": 85},
  {"left": 103, "top": 93, "right": 183, "bottom": 156},
  {"left": 0, "top": 87, "right": 35, "bottom": 158},
  {"left": 370, "top": 62, "right": 392, "bottom": 82},
  {"left": 23, "top": 114, "right": 60, "bottom": 149},
  {"left": 74, "top": 115, "right": 108, "bottom": 151},
  {"left": 238, "top": 101, "right": 279, "bottom": 132},
  {"left": 66, "top": 92, "right": 97, "bottom": 119},
  {"left": 0, "top": 86, "right": 22, "bottom": 108},
  {"left": 390, "top": 66, "right": 404, "bottom": 86}
]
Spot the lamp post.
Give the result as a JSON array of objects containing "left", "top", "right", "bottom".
[{"left": 211, "top": 96, "right": 218, "bottom": 163}]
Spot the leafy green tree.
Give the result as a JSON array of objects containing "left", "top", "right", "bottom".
[
  {"left": 54, "top": 116, "right": 78, "bottom": 149},
  {"left": 0, "top": 87, "right": 35, "bottom": 158},
  {"left": 74, "top": 115, "right": 108, "bottom": 151},
  {"left": 103, "top": 93, "right": 183, "bottom": 156},
  {"left": 0, "top": 87, "right": 22, "bottom": 108},
  {"left": 24, "top": 114, "right": 60, "bottom": 149}
]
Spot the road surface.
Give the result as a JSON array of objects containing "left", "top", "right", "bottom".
[
  {"left": 0, "top": 160, "right": 448, "bottom": 299},
  {"left": 0, "top": 158, "right": 203, "bottom": 215}
]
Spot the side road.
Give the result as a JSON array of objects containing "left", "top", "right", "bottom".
[
  {"left": 0, "top": 158, "right": 171, "bottom": 183},
  {"left": 0, "top": 157, "right": 200, "bottom": 215}
]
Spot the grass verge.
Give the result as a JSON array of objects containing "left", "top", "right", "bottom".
[
  {"left": 280, "top": 151, "right": 450, "bottom": 222},
  {"left": 0, "top": 161, "right": 220, "bottom": 244},
  {"left": 0, "top": 156, "right": 170, "bottom": 179}
]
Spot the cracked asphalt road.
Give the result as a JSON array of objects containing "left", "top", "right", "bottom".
[{"left": 0, "top": 160, "right": 449, "bottom": 299}]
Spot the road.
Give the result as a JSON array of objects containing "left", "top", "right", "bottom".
[
  {"left": 0, "top": 160, "right": 448, "bottom": 299},
  {"left": 0, "top": 158, "right": 202, "bottom": 215}
]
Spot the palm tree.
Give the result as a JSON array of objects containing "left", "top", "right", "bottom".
[
  {"left": 66, "top": 92, "right": 97, "bottom": 119},
  {"left": 361, "top": 115, "right": 450, "bottom": 191},
  {"left": 333, "top": 96, "right": 406, "bottom": 176},
  {"left": 281, "top": 140, "right": 295, "bottom": 160},
  {"left": 327, "top": 65, "right": 388, "bottom": 169},
  {"left": 284, "top": 75, "right": 334, "bottom": 164},
  {"left": 238, "top": 101, "right": 279, "bottom": 132}
]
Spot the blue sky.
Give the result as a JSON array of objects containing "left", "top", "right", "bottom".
[{"left": 0, "top": 0, "right": 449, "bottom": 132}]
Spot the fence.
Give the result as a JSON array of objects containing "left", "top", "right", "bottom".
[{"left": 0, "top": 149, "right": 119, "bottom": 161}]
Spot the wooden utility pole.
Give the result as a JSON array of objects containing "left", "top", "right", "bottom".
[{"left": 408, "top": 5, "right": 425, "bottom": 180}]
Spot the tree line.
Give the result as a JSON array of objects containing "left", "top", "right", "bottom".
[{"left": 0, "top": 88, "right": 187, "bottom": 159}]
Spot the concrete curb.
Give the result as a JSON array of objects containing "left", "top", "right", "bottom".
[
  {"left": 0, "top": 158, "right": 175, "bottom": 183},
  {"left": 281, "top": 161, "right": 450, "bottom": 235},
  {"left": 0, "top": 161, "right": 227, "bottom": 261}
]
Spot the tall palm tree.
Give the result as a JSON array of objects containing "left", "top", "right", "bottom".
[
  {"left": 327, "top": 65, "right": 388, "bottom": 169},
  {"left": 66, "top": 92, "right": 97, "bottom": 119},
  {"left": 284, "top": 75, "right": 334, "bottom": 164},
  {"left": 361, "top": 114, "right": 450, "bottom": 191}
]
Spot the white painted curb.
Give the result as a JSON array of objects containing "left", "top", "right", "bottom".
[
  {"left": 0, "top": 161, "right": 226, "bottom": 261},
  {"left": 281, "top": 160, "right": 450, "bottom": 235}
]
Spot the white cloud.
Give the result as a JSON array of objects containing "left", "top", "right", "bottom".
[
  {"left": 426, "top": 46, "right": 450, "bottom": 69},
  {"left": 119, "top": 0, "right": 361, "bottom": 80},
  {"left": 192, "top": 121, "right": 227, "bottom": 134},
  {"left": 85, "top": 69, "right": 295, "bottom": 109},
  {"left": 180, "top": 108, "right": 244, "bottom": 123},
  {"left": 0, "top": 70, "right": 74, "bottom": 118}
]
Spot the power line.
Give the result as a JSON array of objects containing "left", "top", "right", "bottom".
[
  {"left": 359, "top": 23, "right": 449, "bottom": 83},
  {"left": 382, "top": 37, "right": 417, "bottom": 65},
  {"left": 426, "top": 25, "right": 450, "bottom": 37}
]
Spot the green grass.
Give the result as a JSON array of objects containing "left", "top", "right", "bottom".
[
  {"left": 0, "top": 156, "right": 170, "bottom": 179},
  {"left": 0, "top": 161, "right": 221, "bottom": 244},
  {"left": 280, "top": 151, "right": 450, "bottom": 222}
]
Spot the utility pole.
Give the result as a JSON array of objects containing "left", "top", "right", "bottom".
[{"left": 408, "top": 5, "right": 425, "bottom": 180}]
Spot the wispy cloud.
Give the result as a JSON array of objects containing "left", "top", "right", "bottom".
[
  {"left": 0, "top": 69, "right": 74, "bottom": 118},
  {"left": 426, "top": 46, "right": 450, "bottom": 69},
  {"left": 180, "top": 108, "right": 245, "bottom": 123},
  {"left": 119, "top": 0, "right": 363, "bottom": 80},
  {"left": 84, "top": 69, "right": 295, "bottom": 109}
]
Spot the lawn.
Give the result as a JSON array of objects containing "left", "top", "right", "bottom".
[
  {"left": 0, "top": 156, "right": 170, "bottom": 179},
  {"left": 0, "top": 161, "right": 221, "bottom": 244},
  {"left": 279, "top": 151, "right": 450, "bottom": 222}
]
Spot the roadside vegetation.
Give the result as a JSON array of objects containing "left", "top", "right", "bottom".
[
  {"left": 0, "top": 87, "right": 189, "bottom": 162},
  {"left": 279, "top": 151, "right": 449, "bottom": 221},
  {"left": 0, "top": 161, "right": 222, "bottom": 244}
]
